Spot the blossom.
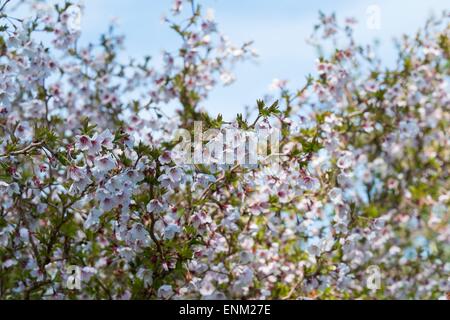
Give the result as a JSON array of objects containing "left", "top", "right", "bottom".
[
  {"left": 336, "top": 152, "right": 354, "bottom": 170},
  {"left": 96, "top": 129, "right": 114, "bottom": 150},
  {"left": 128, "top": 223, "right": 150, "bottom": 245},
  {"left": 94, "top": 155, "right": 116, "bottom": 172},
  {"left": 164, "top": 224, "right": 181, "bottom": 240},
  {"left": 328, "top": 187, "right": 344, "bottom": 204},
  {"left": 199, "top": 278, "right": 216, "bottom": 296},
  {"left": 269, "top": 78, "right": 288, "bottom": 91},
  {"left": 158, "top": 151, "right": 172, "bottom": 165},
  {"left": 68, "top": 165, "right": 86, "bottom": 181},
  {"left": 147, "top": 199, "right": 166, "bottom": 214},
  {"left": 19, "top": 228, "right": 29, "bottom": 242},
  {"left": 0, "top": 0, "right": 447, "bottom": 301},
  {"left": 76, "top": 135, "right": 92, "bottom": 151},
  {"left": 97, "top": 190, "right": 117, "bottom": 212},
  {"left": 157, "top": 285, "right": 173, "bottom": 299},
  {"left": 84, "top": 209, "right": 103, "bottom": 230},
  {"left": 45, "top": 262, "right": 59, "bottom": 280},
  {"left": 81, "top": 266, "right": 97, "bottom": 282},
  {"left": 88, "top": 135, "right": 103, "bottom": 155},
  {"left": 137, "top": 268, "right": 153, "bottom": 287},
  {"left": 220, "top": 71, "right": 235, "bottom": 85},
  {"left": 65, "top": 5, "right": 82, "bottom": 34},
  {"left": 118, "top": 247, "right": 134, "bottom": 261},
  {"left": 171, "top": 0, "right": 183, "bottom": 15},
  {"left": 15, "top": 122, "right": 32, "bottom": 141}
]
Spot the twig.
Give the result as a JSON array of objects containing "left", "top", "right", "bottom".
[
  {"left": 0, "top": 0, "right": 11, "bottom": 12},
  {"left": 0, "top": 141, "right": 44, "bottom": 158}
]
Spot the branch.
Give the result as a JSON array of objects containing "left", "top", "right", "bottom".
[{"left": 0, "top": 0, "right": 11, "bottom": 12}]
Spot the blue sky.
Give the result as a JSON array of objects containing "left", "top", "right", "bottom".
[{"left": 78, "top": 0, "right": 448, "bottom": 119}]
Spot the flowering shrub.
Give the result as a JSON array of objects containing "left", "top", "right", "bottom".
[{"left": 0, "top": 0, "right": 449, "bottom": 300}]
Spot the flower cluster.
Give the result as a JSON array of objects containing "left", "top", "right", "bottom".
[{"left": 0, "top": 0, "right": 448, "bottom": 300}]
